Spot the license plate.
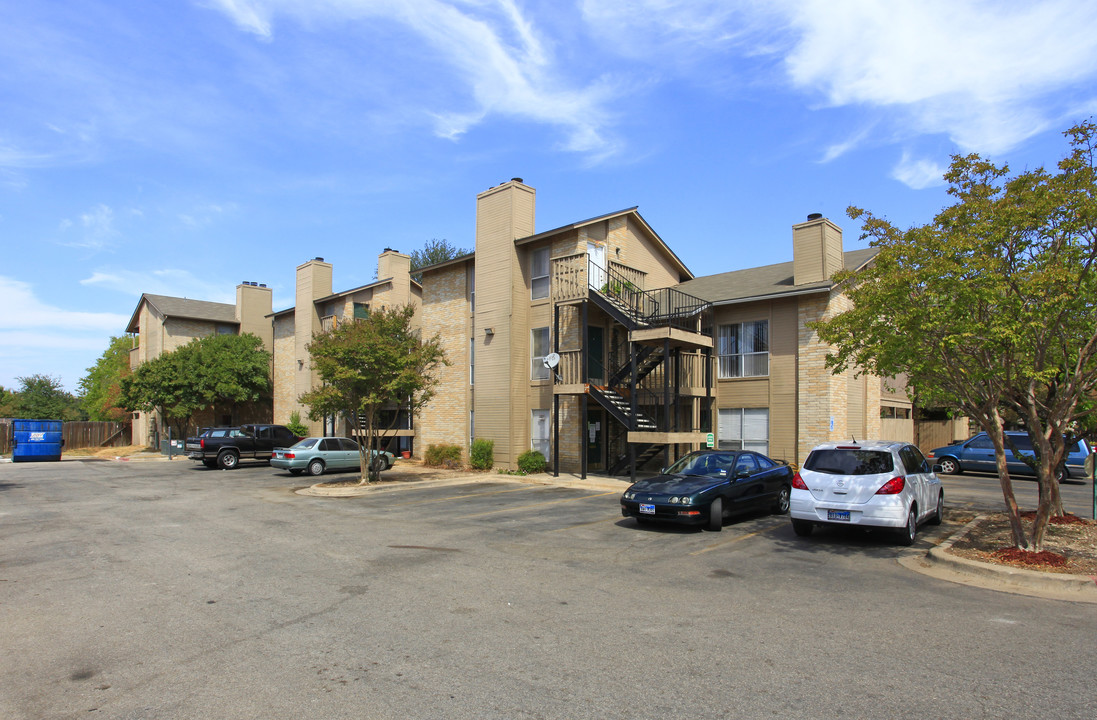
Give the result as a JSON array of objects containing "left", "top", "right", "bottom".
[
  {"left": 827, "top": 510, "right": 851, "bottom": 522},
  {"left": 640, "top": 504, "right": 655, "bottom": 515}
]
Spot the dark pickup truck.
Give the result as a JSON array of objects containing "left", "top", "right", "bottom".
[{"left": 185, "top": 424, "right": 302, "bottom": 469}]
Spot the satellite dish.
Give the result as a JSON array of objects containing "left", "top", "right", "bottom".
[{"left": 543, "top": 352, "right": 560, "bottom": 369}]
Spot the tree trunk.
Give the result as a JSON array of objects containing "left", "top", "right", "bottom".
[{"left": 984, "top": 417, "right": 1029, "bottom": 548}]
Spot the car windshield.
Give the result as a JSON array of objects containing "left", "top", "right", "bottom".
[
  {"left": 665, "top": 453, "right": 733, "bottom": 477},
  {"left": 804, "top": 449, "right": 894, "bottom": 475},
  {"left": 291, "top": 438, "right": 319, "bottom": 449}
]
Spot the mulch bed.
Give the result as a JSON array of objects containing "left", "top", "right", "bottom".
[{"left": 948, "top": 511, "right": 1097, "bottom": 575}]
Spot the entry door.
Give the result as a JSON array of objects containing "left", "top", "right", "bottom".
[
  {"left": 587, "top": 326, "right": 605, "bottom": 384},
  {"left": 531, "top": 410, "right": 550, "bottom": 459},
  {"left": 587, "top": 408, "right": 605, "bottom": 471},
  {"left": 587, "top": 242, "right": 607, "bottom": 291}
]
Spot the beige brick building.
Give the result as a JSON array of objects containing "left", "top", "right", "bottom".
[
  {"left": 125, "top": 283, "right": 274, "bottom": 446},
  {"left": 126, "top": 181, "right": 911, "bottom": 468}
]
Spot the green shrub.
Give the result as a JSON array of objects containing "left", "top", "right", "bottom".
[
  {"left": 424, "top": 443, "right": 462, "bottom": 468},
  {"left": 470, "top": 438, "right": 494, "bottom": 470},
  {"left": 517, "top": 449, "right": 547, "bottom": 474},
  {"left": 286, "top": 411, "right": 309, "bottom": 438}
]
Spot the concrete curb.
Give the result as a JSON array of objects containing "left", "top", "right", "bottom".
[{"left": 900, "top": 514, "right": 1097, "bottom": 603}]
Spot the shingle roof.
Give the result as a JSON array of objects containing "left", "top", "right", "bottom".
[
  {"left": 126, "top": 294, "right": 237, "bottom": 333},
  {"left": 676, "top": 247, "right": 879, "bottom": 304}
]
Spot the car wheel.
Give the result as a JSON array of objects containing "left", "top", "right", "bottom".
[
  {"left": 217, "top": 451, "right": 239, "bottom": 470},
  {"left": 706, "top": 497, "right": 723, "bottom": 532},
  {"left": 896, "top": 505, "right": 917, "bottom": 546},
  {"left": 288, "top": 469, "right": 302, "bottom": 476},
  {"left": 370, "top": 455, "right": 385, "bottom": 473},
  {"left": 770, "top": 485, "right": 791, "bottom": 515},
  {"left": 791, "top": 519, "right": 814, "bottom": 537},
  {"left": 1055, "top": 465, "right": 1068, "bottom": 482},
  {"left": 384, "top": 457, "right": 393, "bottom": 471},
  {"left": 307, "top": 459, "right": 325, "bottom": 476},
  {"left": 938, "top": 457, "right": 960, "bottom": 475},
  {"left": 929, "top": 491, "right": 943, "bottom": 525}
]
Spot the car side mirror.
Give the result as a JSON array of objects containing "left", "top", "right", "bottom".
[{"left": 932, "top": 464, "right": 943, "bottom": 474}]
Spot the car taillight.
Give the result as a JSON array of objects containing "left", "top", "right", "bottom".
[
  {"left": 876, "top": 476, "right": 905, "bottom": 494},
  {"left": 284, "top": 453, "right": 295, "bottom": 459},
  {"left": 792, "top": 472, "right": 808, "bottom": 490},
  {"left": 200, "top": 439, "right": 205, "bottom": 449}
]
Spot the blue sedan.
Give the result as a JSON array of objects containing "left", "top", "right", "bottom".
[
  {"left": 271, "top": 437, "right": 394, "bottom": 477},
  {"left": 620, "top": 450, "right": 794, "bottom": 531}
]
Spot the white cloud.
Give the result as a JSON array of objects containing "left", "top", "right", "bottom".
[
  {"left": 0, "top": 276, "right": 129, "bottom": 332},
  {"left": 59, "top": 203, "right": 120, "bottom": 251},
  {"left": 580, "top": 1, "right": 1097, "bottom": 159},
  {"left": 892, "top": 152, "right": 946, "bottom": 190},
  {"left": 81, "top": 268, "right": 236, "bottom": 305},
  {"left": 204, "top": 0, "right": 623, "bottom": 156}
]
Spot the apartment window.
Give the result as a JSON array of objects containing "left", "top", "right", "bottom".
[
  {"left": 469, "top": 337, "right": 475, "bottom": 385},
  {"left": 353, "top": 302, "right": 369, "bottom": 319},
  {"left": 216, "top": 324, "right": 235, "bottom": 335},
  {"left": 718, "top": 408, "right": 769, "bottom": 454},
  {"left": 531, "top": 327, "right": 550, "bottom": 380},
  {"left": 717, "top": 320, "right": 769, "bottom": 378},
  {"left": 880, "top": 406, "right": 912, "bottom": 420},
  {"left": 531, "top": 409, "right": 550, "bottom": 458},
  {"left": 468, "top": 265, "right": 475, "bottom": 313},
  {"left": 531, "top": 247, "right": 550, "bottom": 300}
]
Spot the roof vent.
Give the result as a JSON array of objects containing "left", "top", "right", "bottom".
[
  {"left": 511, "top": 177, "right": 523, "bottom": 183},
  {"left": 259, "top": 284, "right": 266, "bottom": 288},
  {"left": 314, "top": 257, "right": 324, "bottom": 262},
  {"left": 807, "top": 213, "right": 823, "bottom": 221}
]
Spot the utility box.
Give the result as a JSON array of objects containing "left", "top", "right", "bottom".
[{"left": 11, "top": 419, "right": 64, "bottom": 462}]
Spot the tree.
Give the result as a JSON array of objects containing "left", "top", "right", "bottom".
[
  {"left": 299, "top": 304, "right": 447, "bottom": 483},
  {"left": 14, "top": 374, "right": 84, "bottom": 420},
  {"left": 79, "top": 336, "right": 133, "bottom": 422},
  {"left": 0, "top": 385, "right": 17, "bottom": 418},
  {"left": 120, "top": 333, "right": 271, "bottom": 440},
  {"left": 814, "top": 119, "right": 1097, "bottom": 551},
  {"left": 409, "top": 239, "right": 471, "bottom": 281}
]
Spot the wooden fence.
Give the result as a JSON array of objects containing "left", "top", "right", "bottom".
[{"left": 0, "top": 421, "right": 131, "bottom": 455}]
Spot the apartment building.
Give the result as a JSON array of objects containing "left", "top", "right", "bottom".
[
  {"left": 415, "top": 180, "right": 911, "bottom": 476},
  {"left": 125, "top": 282, "right": 274, "bottom": 446},
  {"left": 125, "top": 180, "right": 912, "bottom": 469},
  {"left": 269, "top": 250, "right": 421, "bottom": 443}
]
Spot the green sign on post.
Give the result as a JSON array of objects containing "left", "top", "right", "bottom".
[{"left": 706, "top": 433, "right": 715, "bottom": 449}]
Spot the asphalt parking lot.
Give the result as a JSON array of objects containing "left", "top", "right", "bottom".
[{"left": 2, "top": 459, "right": 1096, "bottom": 719}]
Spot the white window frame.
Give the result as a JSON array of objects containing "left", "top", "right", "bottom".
[
  {"left": 717, "top": 320, "right": 769, "bottom": 378},
  {"left": 531, "top": 247, "right": 550, "bottom": 300},
  {"left": 718, "top": 408, "right": 769, "bottom": 454},
  {"left": 531, "top": 327, "right": 550, "bottom": 381}
]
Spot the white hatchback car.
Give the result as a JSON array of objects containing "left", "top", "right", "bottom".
[{"left": 790, "top": 441, "right": 943, "bottom": 545}]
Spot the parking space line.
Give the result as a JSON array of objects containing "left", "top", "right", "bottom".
[
  {"left": 453, "top": 491, "right": 617, "bottom": 519},
  {"left": 689, "top": 521, "right": 784, "bottom": 555},
  {"left": 549, "top": 515, "right": 623, "bottom": 532},
  {"left": 381, "top": 486, "right": 536, "bottom": 507}
]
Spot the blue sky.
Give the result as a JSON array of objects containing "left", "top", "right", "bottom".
[{"left": 3, "top": 0, "right": 1097, "bottom": 393}]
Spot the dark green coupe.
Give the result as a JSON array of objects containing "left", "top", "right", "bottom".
[{"left": 620, "top": 450, "right": 793, "bottom": 531}]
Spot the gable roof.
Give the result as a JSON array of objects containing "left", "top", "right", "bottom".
[
  {"left": 126, "top": 293, "right": 237, "bottom": 333},
  {"left": 514, "top": 207, "right": 693, "bottom": 280},
  {"left": 676, "top": 247, "right": 879, "bottom": 305}
]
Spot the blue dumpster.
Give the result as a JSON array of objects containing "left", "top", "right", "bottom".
[{"left": 12, "top": 419, "right": 64, "bottom": 462}]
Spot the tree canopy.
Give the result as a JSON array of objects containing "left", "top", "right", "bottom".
[
  {"left": 299, "top": 304, "right": 447, "bottom": 482},
  {"left": 121, "top": 333, "right": 271, "bottom": 439},
  {"left": 814, "top": 119, "right": 1097, "bottom": 550},
  {"left": 12, "top": 374, "right": 84, "bottom": 421},
  {"left": 79, "top": 336, "right": 133, "bottom": 422},
  {"left": 409, "top": 238, "right": 471, "bottom": 281}
]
